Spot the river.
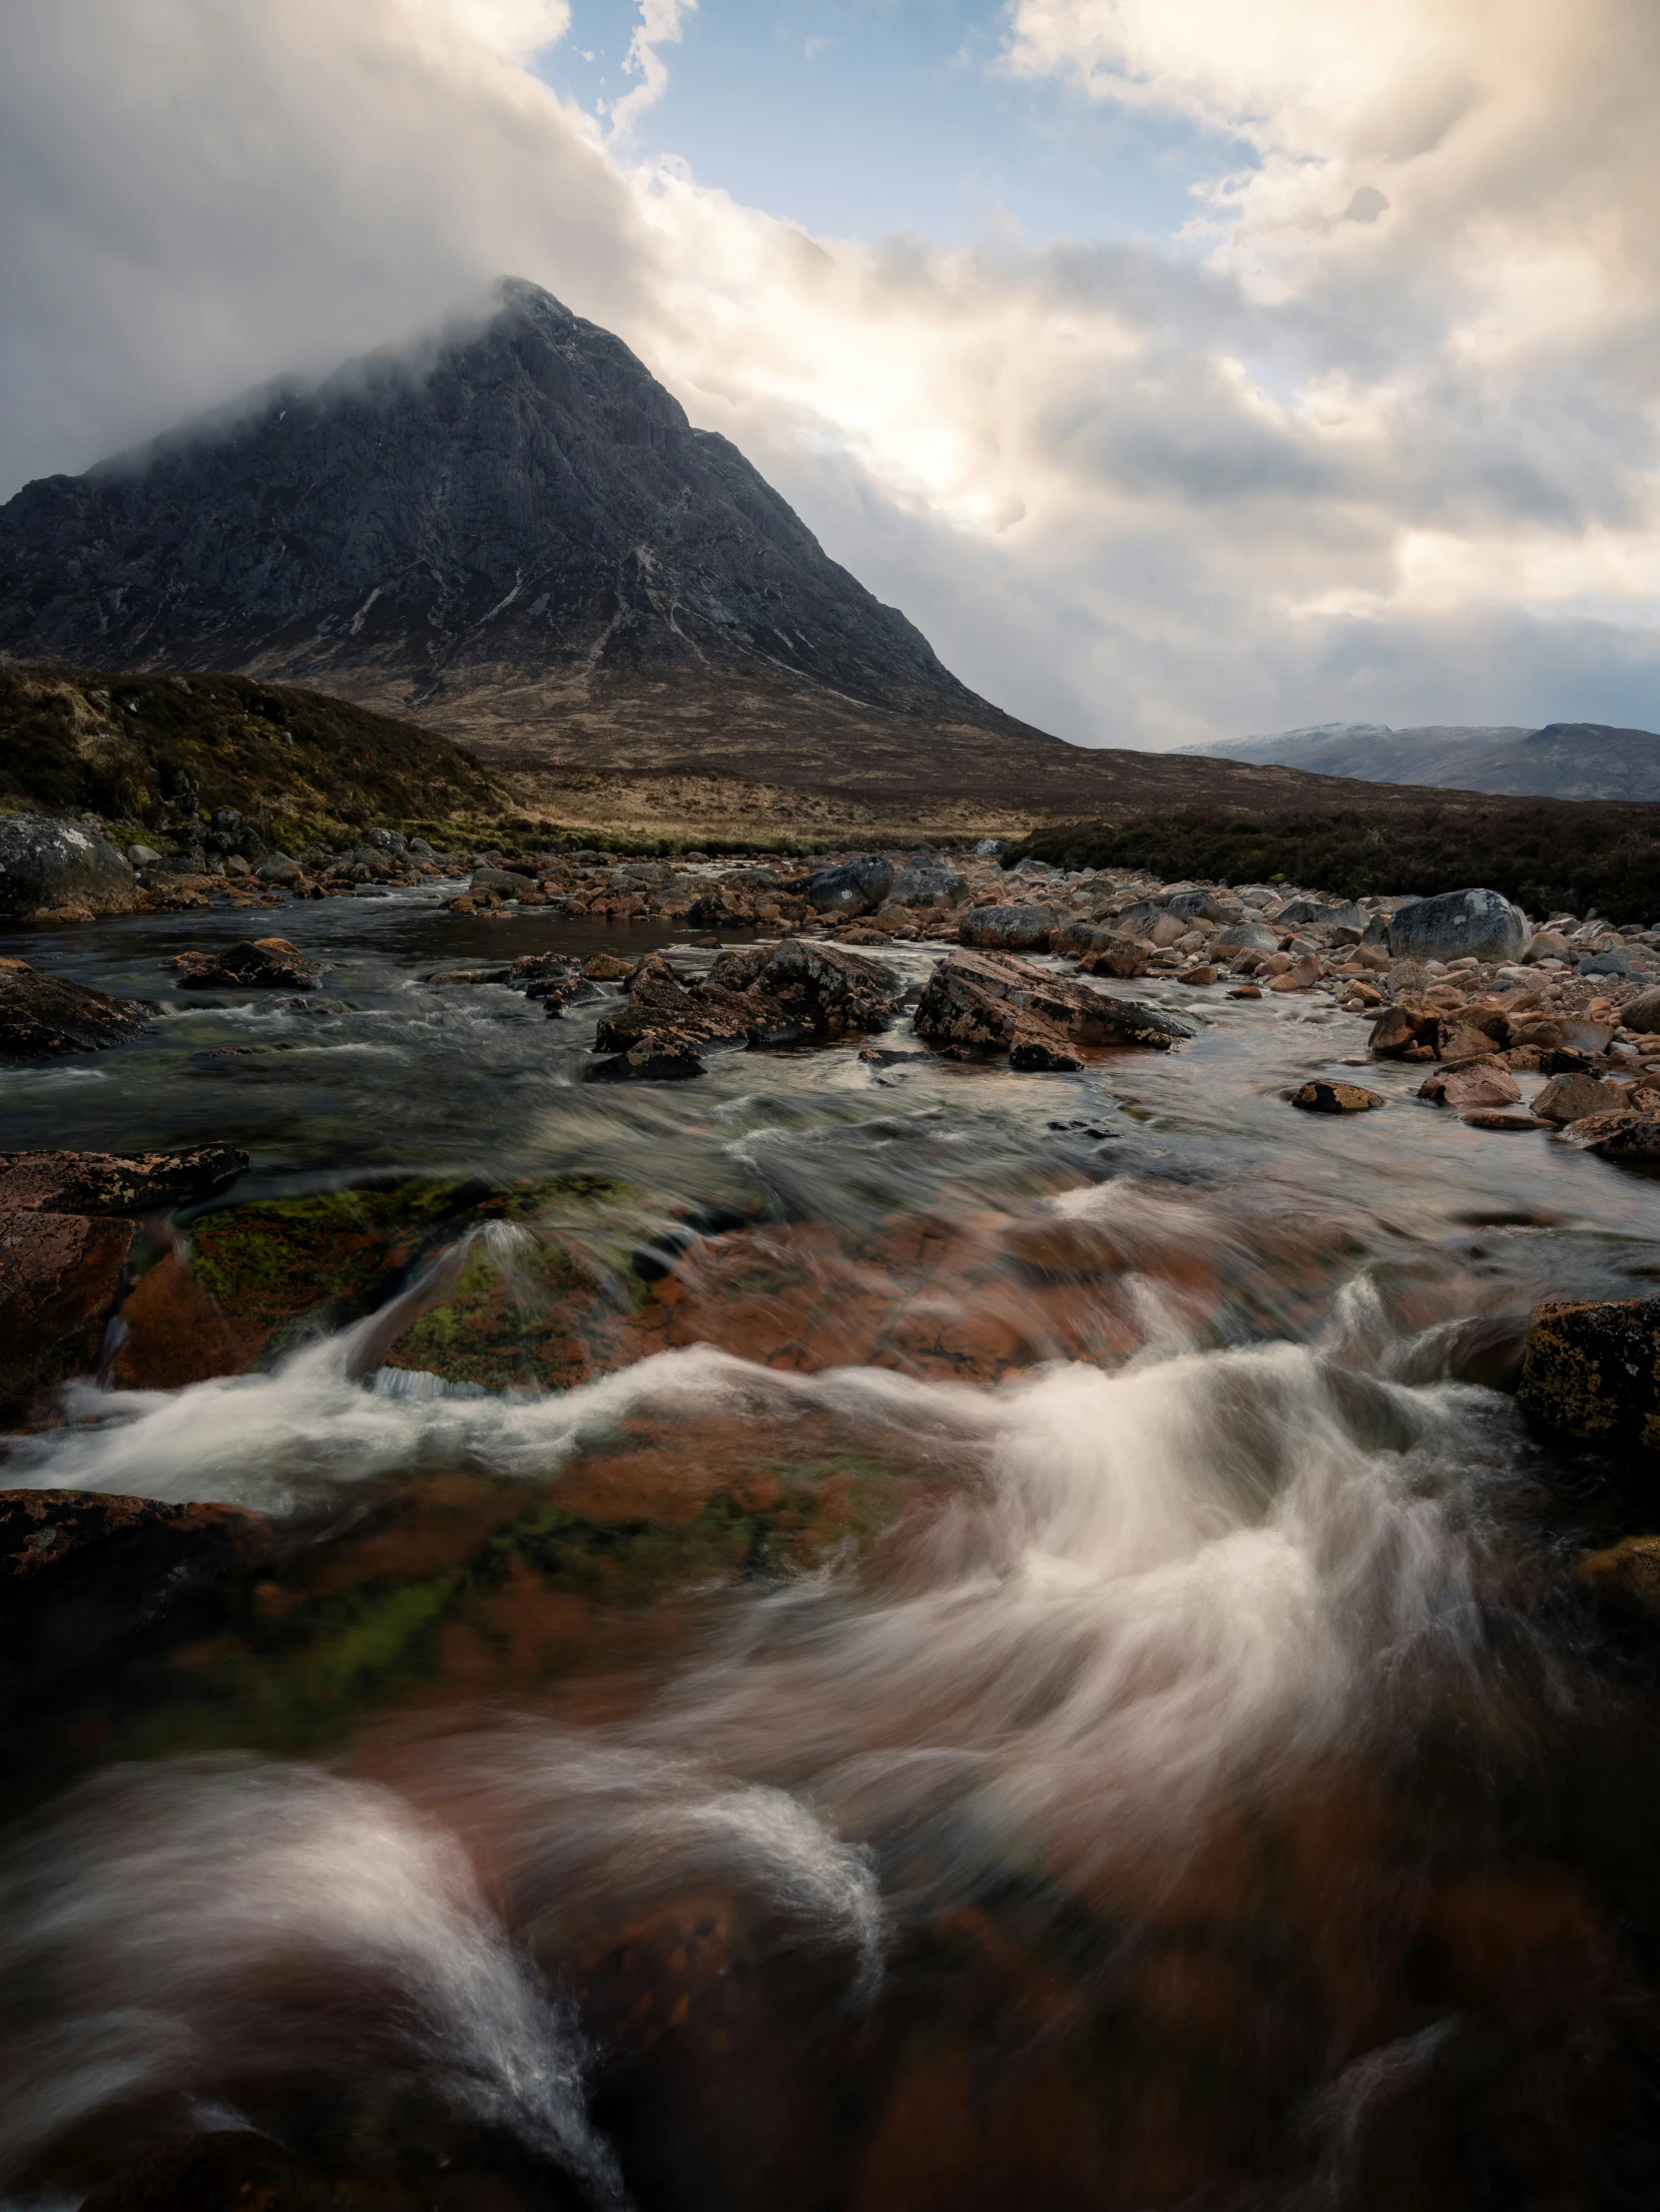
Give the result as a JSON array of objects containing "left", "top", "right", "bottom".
[{"left": 4, "top": 879, "right": 1660, "bottom": 2212}]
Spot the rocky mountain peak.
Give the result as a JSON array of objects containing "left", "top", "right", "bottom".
[{"left": 0, "top": 277, "right": 988, "bottom": 730}]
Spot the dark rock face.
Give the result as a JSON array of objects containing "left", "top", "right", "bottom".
[
  {"left": 0, "top": 1143, "right": 248, "bottom": 1215},
  {"left": 0, "top": 812, "right": 136, "bottom": 915},
  {"left": 0, "top": 957, "right": 153, "bottom": 1058},
  {"left": 959, "top": 903, "right": 1058, "bottom": 952},
  {"left": 890, "top": 857, "right": 968, "bottom": 909},
  {"left": 914, "top": 950, "right": 1195, "bottom": 1066},
  {"left": 0, "top": 279, "right": 992, "bottom": 729},
  {"left": 807, "top": 855, "right": 894, "bottom": 916},
  {"left": 593, "top": 941, "right": 897, "bottom": 1078},
  {"left": 1386, "top": 888, "right": 1524, "bottom": 964},
  {"left": 0, "top": 1210, "right": 134, "bottom": 1418},
  {"left": 169, "top": 936, "right": 321, "bottom": 989},
  {"left": 1517, "top": 1295, "right": 1660, "bottom": 1452}
]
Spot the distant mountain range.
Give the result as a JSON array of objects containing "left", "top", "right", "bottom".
[{"left": 1177, "top": 721, "right": 1660, "bottom": 803}]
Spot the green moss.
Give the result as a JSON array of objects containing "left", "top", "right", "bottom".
[{"left": 286, "top": 1574, "right": 461, "bottom": 1702}]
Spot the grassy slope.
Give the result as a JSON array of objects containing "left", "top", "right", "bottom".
[{"left": 0, "top": 663, "right": 502, "bottom": 847}]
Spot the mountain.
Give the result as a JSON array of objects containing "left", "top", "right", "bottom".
[
  {"left": 0, "top": 278, "right": 1087, "bottom": 834},
  {"left": 1177, "top": 721, "right": 1660, "bottom": 803}
]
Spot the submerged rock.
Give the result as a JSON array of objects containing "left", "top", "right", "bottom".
[
  {"left": 0, "top": 812, "right": 137, "bottom": 915},
  {"left": 169, "top": 936, "right": 322, "bottom": 989},
  {"left": 914, "top": 949, "right": 1194, "bottom": 1065},
  {"left": 1517, "top": 1295, "right": 1660, "bottom": 1451},
  {"left": 0, "top": 957, "right": 153, "bottom": 1058}
]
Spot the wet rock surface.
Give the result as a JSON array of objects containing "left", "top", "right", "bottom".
[
  {"left": 914, "top": 948, "right": 1194, "bottom": 1065},
  {"left": 0, "top": 1210, "right": 135, "bottom": 1419},
  {"left": 1386, "top": 887, "right": 1527, "bottom": 964},
  {"left": 1518, "top": 1295, "right": 1660, "bottom": 1452},
  {"left": 170, "top": 936, "right": 323, "bottom": 989},
  {"left": 0, "top": 955, "right": 152, "bottom": 1057},
  {"left": 592, "top": 940, "right": 897, "bottom": 1077}
]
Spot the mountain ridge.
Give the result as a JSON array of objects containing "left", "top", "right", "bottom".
[{"left": 1177, "top": 720, "right": 1660, "bottom": 802}]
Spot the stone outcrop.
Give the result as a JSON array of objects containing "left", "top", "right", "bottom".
[
  {"left": 0, "top": 812, "right": 137, "bottom": 915},
  {"left": 593, "top": 940, "right": 898, "bottom": 1078},
  {"left": 1386, "top": 888, "right": 1526, "bottom": 964},
  {"left": 0, "top": 957, "right": 152, "bottom": 1058},
  {"left": 914, "top": 949, "right": 1194, "bottom": 1067},
  {"left": 169, "top": 936, "right": 321, "bottom": 989},
  {"left": 1517, "top": 1296, "right": 1660, "bottom": 1452}
]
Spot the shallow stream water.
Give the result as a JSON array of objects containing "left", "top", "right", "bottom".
[{"left": 6, "top": 885, "right": 1660, "bottom": 2211}]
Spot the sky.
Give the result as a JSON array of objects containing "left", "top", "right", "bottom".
[{"left": 2, "top": 0, "right": 1659, "bottom": 749}]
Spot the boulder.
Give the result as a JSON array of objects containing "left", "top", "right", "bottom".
[
  {"left": 806, "top": 854, "right": 894, "bottom": 916},
  {"left": 1582, "top": 1116, "right": 1660, "bottom": 1163},
  {"left": 914, "top": 949, "right": 1194, "bottom": 1064},
  {"left": 1211, "top": 920, "right": 1280, "bottom": 955},
  {"left": 1368, "top": 1001, "right": 1439, "bottom": 1058},
  {"left": 1386, "top": 887, "right": 1525, "bottom": 965},
  {"left": 1523, "top": 931, "right": 1574, "bottom": 964},
  {"left": 169, "top": 937, "right": 322, "bottom": 989},
  {"left": 1086, "top": 940, "right": 1151, "bottom": 979},
  {"left": 1165, "top": 890, "right": 1226, "bottom": 922},
  {"left": 1291, "top": 1080, "right": 1383, "bottom": 1113},
  {"left": 889, "top": 857, "right": 969, "bottom": 908},
  {"left": 0, "top": 958, "right": 153, "bottom": 1058},
  {"left": 1517, "top": 1295, "right": 1660, "bottom": 1452},
  {"left": 1530, "top": 1073, "right": 1626, "bottom": 1124},
  {"left": 0, "top": 1209, "right": 134, "bottom": 1419},
  {"left": 1051, "top": 919, "right": 1117, "bottom": 956},
  {"left": 1576, "top": 1536, "right": 1660, "bottom": 1620},
  {"left": 1419, "top": 1064, "right": 1521, "bottom": 1110},
  {"left": 1579, "top": 951, "right": 1630, "bottom": 977},
  {"left": 592, "top": 941, "right": 897, "bottom": 1078},
  {"left": 1623, "top": 987, "right": 1660, "bottom": 1033},
  {"left": 468, "top": 866, "right": 536, "bottom": 897},
  {"left": 0, "top": 1143, "right": 247, "bottom": 1215},
  {"left": 959, "top": 902, "right": 1059, "bottom": 952},
  {"left": 0, "top": 813, "right": 137, "bottom": 915},
  {"left": 255, "top": 850, "right": 302, "bottom": 885}
]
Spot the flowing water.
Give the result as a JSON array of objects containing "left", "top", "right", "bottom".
[{"left": 6, "top": 886, "right": 1660, "bottom": 2211}]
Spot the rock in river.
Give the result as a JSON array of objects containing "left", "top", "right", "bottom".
[
  {"left": 1, "top": 1209, "right": 135, "bottom": 1420},
  {"left": 593, "top": 940, "right": 898, "bottom": 1079},
  {"left": 1386, "top": 887, "right": 1525, "bottom": 965},
  {"left": 958, "top": 903, "right": 1059, "bottom": 952},
  {"left": 169, "top": 936, "right": 322, "bottom": 989},
  {"left": 914, "top": 949, "right": 1194, "bottom": 1066},
  {"left": 806, "top": 854, "right": 894, "bottom": 916},
  {"left": 1291, "top": 1080, "right": 1384, "bottom": 1113},
  {"left": 0, "top": 812, "right": 137, "bottom": 915},
  {"left": 0, "top": 958, "right": 153, "bottom": 1059},
  {"left": 1517, "top": 1295, "right": 1660, "bottom": 1452},
  {"left": 0, "top": 1142, "right": 248, "bottom": 1215}
]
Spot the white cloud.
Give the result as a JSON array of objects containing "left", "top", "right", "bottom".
[
  {"left": 1, "top": 0, "right": 1658, "bottom": 747},
  {"left": 445, "top": 0, "right": 571, "bottom": 59},
  {"left": 607, "top": 0, "right": 697, "bottom": 140}
]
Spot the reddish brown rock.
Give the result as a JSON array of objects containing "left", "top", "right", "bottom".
[
  {"left": 1418, "top": 1064, "right": 1521, "bottom": 1111},
  {"left": 914, "top": 949, "right": 1193, "bottom": 1063},
  {"left": 169, "top": 936, "right": 321, "bottom": 989},
  {"left": 0, "top": 1211, "right": 134, "bottom": 1420},
  {"left": 1368, "top": 1000, "right": 1438, "bottom": 1057},
  {"left": 1532, "top": 1072, "right": 1628, "bottom": 1124},
  {"left": 1435, "top": 1020, "right": 1501, "bottom": 1065}
]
